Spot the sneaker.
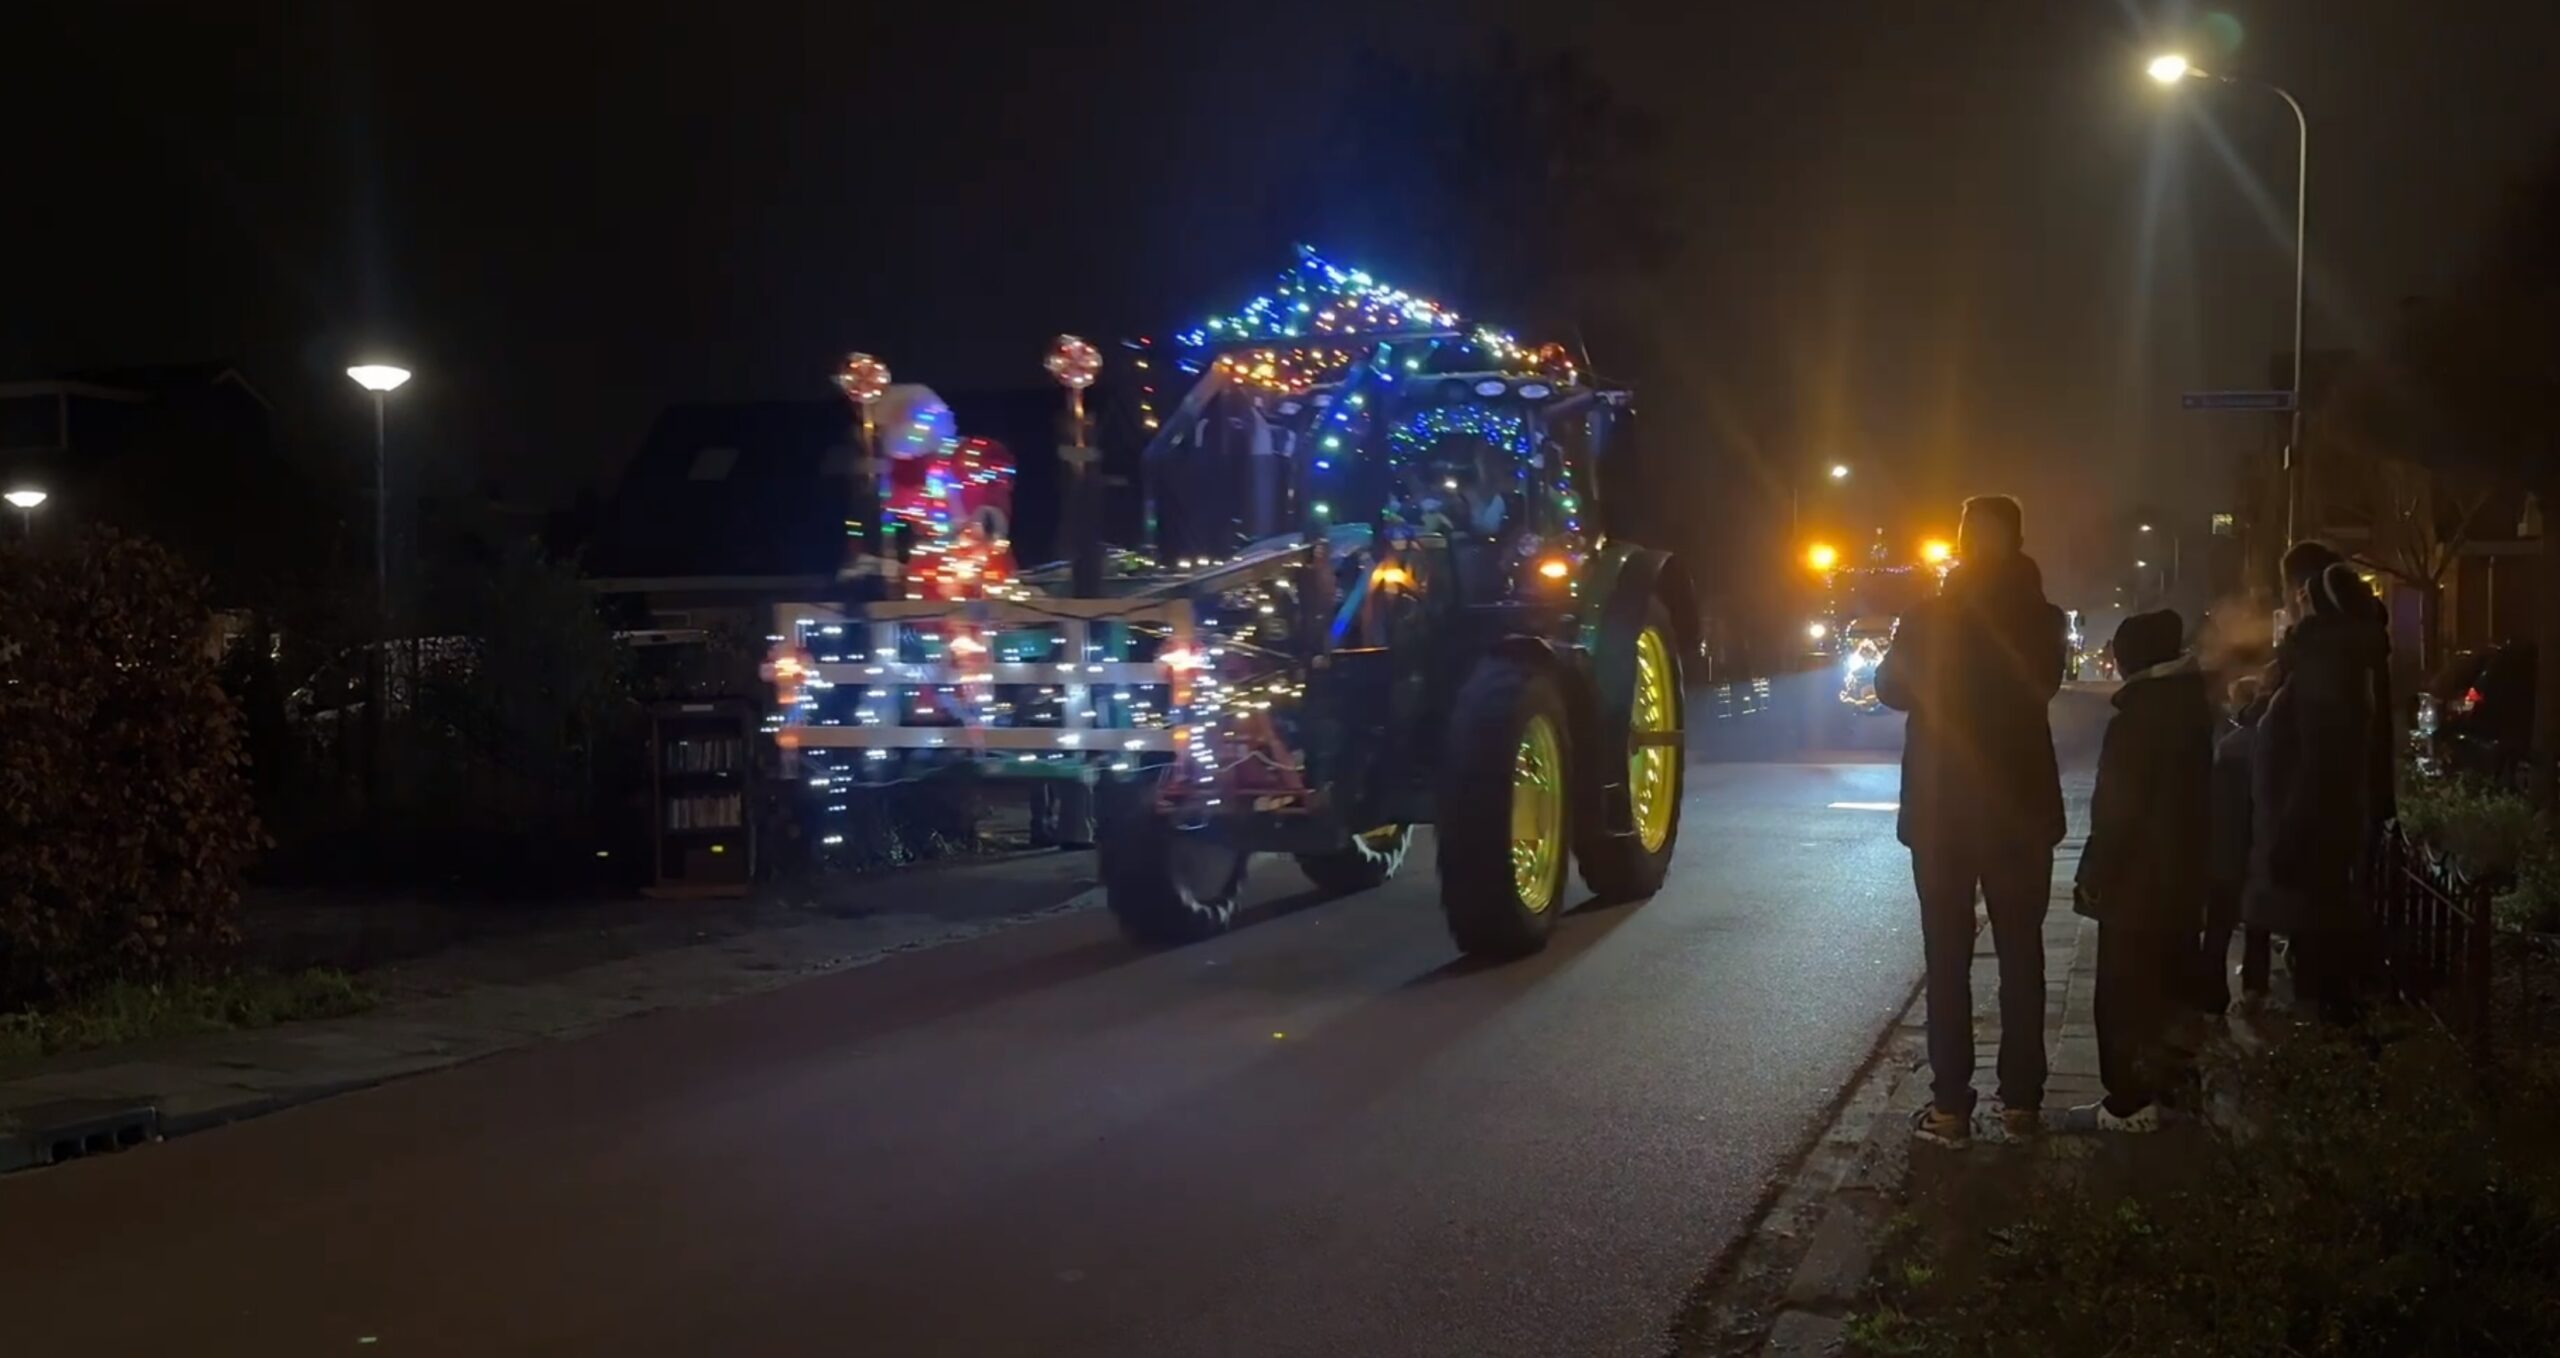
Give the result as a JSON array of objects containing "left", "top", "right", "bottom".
[
  {"left": 1910, "top": 1103, "right": 1970, "bottom": 1149},
  {"left": 2065, "top": 1099, "right": 2161, "bottom": 1134},
  {"left": 1999, "top": 1105, "right": 2044, "bottom": 1140}
]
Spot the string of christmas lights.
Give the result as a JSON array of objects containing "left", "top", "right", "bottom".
[
  {"left": 1173, "top": 246, "right": 1568, "bottom": 394},
  {"left": 1384, "top": 405, "right": 1531, "bottom": 463}
]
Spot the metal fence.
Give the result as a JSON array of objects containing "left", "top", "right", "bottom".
[{"left": 2373, "top": 828, "right": 2553, "bottom": 1063}]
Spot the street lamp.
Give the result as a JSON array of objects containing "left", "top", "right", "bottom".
[
  {"left": 345, "top": 364, "right": 412, "bottom": 635},
  {"left": 2138, "top": 523, "right": 2154, "bottom": 533},
  {"left": 2148, "top": 52, "right": 2310, "bottom": 545},
  {"left": 1790, "top": 460, "right": 1853, "bottom": 542},
  {"left": 5, "top": 487, "right": 45, "bottom": 539}
]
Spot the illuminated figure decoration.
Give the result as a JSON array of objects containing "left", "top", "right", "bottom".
[
  {"left": 882, "top": 434, "right": 1017, "bottom": 600},
  {"left": 862, "top": 383, "right": 1017, "bottom": 601}
]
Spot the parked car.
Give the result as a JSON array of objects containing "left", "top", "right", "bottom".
[{"left": 2414, "top": 641, "right": 2537, "bottom": 784}]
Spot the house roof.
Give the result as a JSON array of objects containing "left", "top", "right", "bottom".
[
  {"left": 56, "top": 361, "right": 272, "bottom": 411},
  {"left": 586, "top": 384, "right": 1141, "bottom": 585}
]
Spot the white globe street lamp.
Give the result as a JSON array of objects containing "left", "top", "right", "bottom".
[
  {"left": 5, "top": 487, "right": 45, "bottom": 539},
  {"left": 346, "top": 364, "right": 412, "bottom": 393}
]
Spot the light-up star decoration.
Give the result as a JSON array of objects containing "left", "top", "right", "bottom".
[
  {"left": 1044, "top": 334, "right": 1102, "bottom": 390},
  {"left": 835, "top": 353, "right": 891, "bottom": 405}
]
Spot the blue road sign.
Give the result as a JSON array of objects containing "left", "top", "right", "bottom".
[{"left": 2181, "top": 390, "right": 2295, "bottom": 412}]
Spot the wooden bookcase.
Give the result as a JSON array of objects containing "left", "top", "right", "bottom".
[{"left": 646, "top": 699, "right": 755, "bottom": 898}]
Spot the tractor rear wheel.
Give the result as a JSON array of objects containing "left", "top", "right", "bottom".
[
  {"left": 1099, "top": 775, "right": 1250, "bottom": 945},
  {"left": 1579, "top": 604, "right": 1686, "bottom": 902},
  {"left": 1295, "top": 824, "right": 1414, "bottom": 896},
  {"left": 1436, "top": 658, "right": 1573, "bottom": 959}
]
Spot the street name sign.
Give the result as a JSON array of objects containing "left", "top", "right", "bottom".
[{"left": 2180, "top": 390, "right": 2295, "bottom": 412}]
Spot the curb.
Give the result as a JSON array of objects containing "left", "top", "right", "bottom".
[
  {"left": 1668, "top": 968, "right": 1924, "bottom": 1356},
  {"left": 1747, "top": 987, "right": 1924, "bottom": 1355}
]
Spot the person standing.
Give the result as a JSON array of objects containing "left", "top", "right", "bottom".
[
  {"left": 2246, "top": 548, "right": 2391, "bottom": 1022},
  {"left": 2200, "top": 674, "right": 2271, "bottom": 1009},
  {"left": 2072, "top": 610, "right": 2214, "bottom": 1132},
  {"left": 1876, "top": 495, "right": 2069, "bottom": 1148}
]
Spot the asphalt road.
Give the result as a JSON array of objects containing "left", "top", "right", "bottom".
[{"left": 2, "top": 689, "right": 2111, "bottom": 1357}]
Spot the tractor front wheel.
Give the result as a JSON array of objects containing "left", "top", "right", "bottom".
[
  {"left": 1436, "top": 659, "right": 1574, "bottom": 959},
  {"left": 1578, "top": 605, "right": 1686, "bottom": 902},
  {"left": 1295, "top": 824, "right": 1414, "bottom": 896}
]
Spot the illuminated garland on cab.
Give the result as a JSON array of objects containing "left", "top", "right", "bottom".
[{"left": 1173, "top": 246, "right": 1568, "bottom": 393}]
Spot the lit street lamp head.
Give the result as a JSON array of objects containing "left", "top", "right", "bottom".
[
  {"left": 1827, "top": 463, "right": 1851, "bottom": 481},
  {"left": 2146, "top": 54, "right": 2194, "bottom": 84},
  {"left": 5, "top": 488, "right": 46, "bottom": 510},
  {"left": 347, "top": 364, "right": 413, "bottom": 393}
]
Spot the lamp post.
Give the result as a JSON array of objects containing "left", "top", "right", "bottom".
[
  {"left": 346, "top": 364, "right": 410, "bottom": 816},
  {"left": 4, "top": 487, "right": 45, "bottom": 540},
  {"left": 346, "top": 364, "right": 412, "bottom": 636},
  {"left": 2149, "top": 53, "right": 2310, "bottom": 546}
]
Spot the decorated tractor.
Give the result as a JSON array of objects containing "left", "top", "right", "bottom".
[{"left": 768, "top": 248, "right": 1696, "bottom": 960}]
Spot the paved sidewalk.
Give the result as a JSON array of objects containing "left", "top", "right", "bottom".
[
  {"left": 1720, "top": 843, "right": 2106, "bottom": 1357},
  {"left": 0, "top": 851, "right": 1102, "bottom": 1174}
]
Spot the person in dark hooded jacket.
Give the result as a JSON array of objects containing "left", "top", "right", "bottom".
[
  {"left": 1875, "top": 495, "right": 2067, "bottom": 1148},
  {"left": 2071, "top": 610, "right": 2213, "bottom": 1132},
  {"left": 2199, "top": 674, "right": 2270, "bottom": 1010},
  {"left": 2247, "top": 552, "right": 2391, "bottom": 1021}
]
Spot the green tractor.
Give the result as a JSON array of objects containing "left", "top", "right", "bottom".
[{"left": 1096, "top": 249, "right": 1696, "bottom": 959}]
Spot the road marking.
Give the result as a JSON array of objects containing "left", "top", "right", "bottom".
[{"left": 1826, "top": 801, "right": 1901, "bottom": 812}]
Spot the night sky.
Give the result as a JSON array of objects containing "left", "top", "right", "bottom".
[{"left": 9, "top": 1, "right": 2556, "bottom": 604}]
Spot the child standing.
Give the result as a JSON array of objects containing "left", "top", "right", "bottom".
[
  {"left": 2197, "top": 674, "right": 2267, "bottom": 1011},
  {"left": 2072, "top": 610, "right": 2215, "bottom": 1132}
]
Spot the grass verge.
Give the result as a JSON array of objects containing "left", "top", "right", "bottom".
[
  {"left": 1850, "top": 1012, "right": 2560, "bottom": 1357},
  {"left": 0, "top": 970, "right": 376, "bottom": 1073}
]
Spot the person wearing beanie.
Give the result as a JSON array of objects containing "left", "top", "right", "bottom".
[{"left": 2071, "top": 610, "right": 2214, "bottom": 1132}]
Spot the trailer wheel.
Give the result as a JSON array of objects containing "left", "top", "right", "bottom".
[
  {"left": 1579, "top": 604, "right": 1686, "bottom": 902},
  {"left": 1295, "top": 824, "right": 1414, "bottom": 896},
  {"left": 1099, "top": 775, "right": 1249, "bottom": 945},
  {"left": 1437, "top": 658, "right": 1574, "bottom": 959}
]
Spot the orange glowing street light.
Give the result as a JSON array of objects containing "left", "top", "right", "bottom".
[
  {"left": 1920, "top": 538, "right": 1953, "bottom": 565},
  {"left": 1806, "top": 542, "right": 1840, "bottom": 573}
]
